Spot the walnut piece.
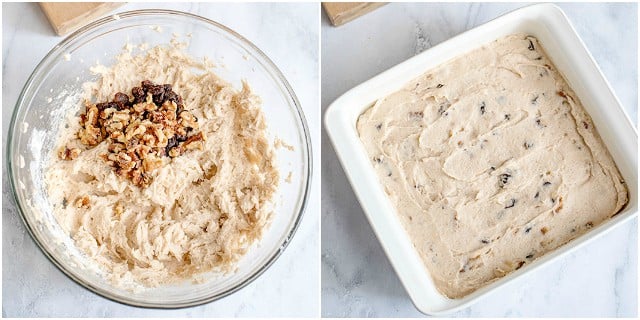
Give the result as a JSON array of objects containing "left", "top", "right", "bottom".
[
  {"left": 59, "top": 147, "right": 81, "bottom": 160},
  {"left": 75, "top": 196, "right": 91, "bottom": 209},
  {"left": 60, "top": 80, "right": 204, "bottom": 188}
]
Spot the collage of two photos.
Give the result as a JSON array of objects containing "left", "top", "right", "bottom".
[{"left": 3, "top": 1, "right": 638, "bottom": 318}]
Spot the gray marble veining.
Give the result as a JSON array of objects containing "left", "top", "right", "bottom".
[
  {"left": 2, "top": 2, "right": 320, "bottom": 317},
  {"left": 321, "top": 2, "right": 637, "bottom": 317}
]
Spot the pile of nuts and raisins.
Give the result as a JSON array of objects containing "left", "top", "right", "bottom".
[{"left": 60, "top": 80, "right": 205, "bottom": 188}]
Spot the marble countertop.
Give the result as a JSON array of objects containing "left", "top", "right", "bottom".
[
  {"left": 321, "top": 2, "right": 637, "bottom": 317},
  {"left": 2, "top": 2, "right": 319, "bottom": 317}
]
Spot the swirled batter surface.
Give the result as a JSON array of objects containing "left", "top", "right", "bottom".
[
  {"left": 45, "top": 40, "right": 279, "bottom": 287},
  {"left": 357, "top": 34, "right": 627, "bottom": 298}
]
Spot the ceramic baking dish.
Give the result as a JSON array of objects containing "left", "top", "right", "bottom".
[{"left": 324, "top": 3, "right": 637, "bottom": 315}]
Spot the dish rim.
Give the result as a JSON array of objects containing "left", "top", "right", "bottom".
[{"left": 7, "top": 9, "right": 313, "bottom": 309}]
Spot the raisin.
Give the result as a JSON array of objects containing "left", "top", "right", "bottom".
[
  {"left": 480, "top": 102, "right": 486, "bottom": 115},
  {"left": 523, "top": 142, "right": 533, "bottom": 149},
  {"left": 585, "top": 221, "right": 594, "bottom": 229},
  {"left": 113, "top": 92, "right": 129, "bottom": 105},
  {"left": 534, "top": 191, "right": 539, "bottom": 199},
  {"left": 490, "top": 166, "right": 496, "bottom": 171},
  {"left": 505, "top": 198, "right": 516, "bottom": 209},
  {"left": 175, "top": 134, "right": 188, "bottom": 142},
  {"left": 436, "top": 84, "right": 444, "bottom": 88},
  {"left": 62, "top": 197, "right": 68, "bottom": 209},
  {"left": 527, "top": 39, "right": 535, "bottom": 51},
  {"left": 107, "top": 102, "right": 122, "bottom": 111},
  {"left": 165, "top": 136, "right": 178, "bottom": 154},
  {"left": 526, "top": 253, "right": 534, "bottom": 259},
  {"left": 504, "top": 114, "right": 511, "bottom": 120},
  {"left": 516, "top": 261, "right": 525, "bottom": 270},
  {"left": 582, "top": 121, "right": 589, "bottom": 129},
  {"left": 531, "top": 95, "right": 539, "bottom": 105},
  {"left": 165, "top": 90, "right": 180, "bottom": 104},
  {"left": 147, "top": 85, "right": 165, "bottom": 105},
  {"left": 375, "top": 123, "right": 382, "bottom": 130},
  {"left": 481, "top": 239, "right": 490, "bottom": 244},
  {"left": 132, "top": 86, "right": 146, "bottom": 103},
  {"left": 498, "top": 173, "right": 511, "bottom": 188},
  {"left": 525, "top": 226, "right": 532, "bottom": 233},
  {"left": 543, "top": 181, "right": 551, "bottom": 186},
  {"left": 141, "top": 80, "right": 153, "bottom": 88}
]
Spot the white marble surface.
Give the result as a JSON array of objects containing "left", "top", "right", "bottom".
[
  {"left": 2, "top": 2, "right": 319, "bottom": 317},
  {"left": 321, "top": 2, "right": 637, "bottom": 317}
]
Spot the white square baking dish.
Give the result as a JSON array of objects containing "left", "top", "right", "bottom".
[{"left": 324, "top": 3, "right": 637, "bottom": 315}]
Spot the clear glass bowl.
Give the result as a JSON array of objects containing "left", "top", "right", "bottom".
[{"left": 7, "top": 10, "right": 311, "bottom": 308}]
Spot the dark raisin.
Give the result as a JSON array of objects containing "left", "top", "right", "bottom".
[
  {"left": 113, "top": 92, "right": 129, "bottom": 105},
  {"left": 534, "top": 191, "right": 539, "bottom": 199},
  {"left": 543, "top": 181, "right": 551, "bottom": 186},
  {"left": 62, "top": 197, "right": 68, "bottom": 209},
  {"left": 480, "top": 102, "right": 486, "bottom": 115},
  {"left": 481, "top": 239, "right": 490, "bottom": 244},
  {"left": 535, "top": 56, "right": 542, "bottom": 60},
  {"left": 525, "top": 226, "right": 532, "bottom": 233},
  {"left": 490, "top": 166, "right": 496, "bottom": 171},
  {"left": 498, "top": 173, "right": 511, "bottom": 188},
  {"left": 528, "top": 39, "right": 535, "bottom": 51},
  {"left": 436, "top": 83, "right": 444, "bottom": 88},
  {"left": 523, "top": 142, "right": 533, "bottom": 149},
  {"left": 531, "top": 95, "right": 539, "bottom": 105},
  {"left": 438, "top": 105, "right": 445, "bottom": 115},
  {"left": 535, "top": 118, "right": 542, "bottom": 127},
  {"left": 375, "top": 123, "right": 382, "bottom": 130},
  {"left": 95, "top": 102, "right": 109, "bottom": 111},
  {"left": 582, "top": 121, "right": 589, "bottom": 129},
  {"left": 526, "top": 253, "right": 534, "bottom": 259},
  {"left": 504, "top": 114, "right": 511, "bottom": 120},
  {"left": 132, "top": 86, "right": 146, "bottom": 103},
  {"left": 505, "top": 198, "right": 516, "bottom": 209},
  {"left": 107, "top": 102, "right": 122, "bottom": 111},
  {"left": 516, "top": 261, "right": 525, "bottom": 270},
  {"left": 175, "top": 134, "right": 188, "bottom": 142},
  {"left": 387, "top": 172, "right": 392, "bottom": 177},
  {"left": 165, "top": 90, "right": 180, "bottom": 104},
  {"left": 585, "top": 221, "right": 594, "bottom": 229},
  {"left": 165, "top": 136, "right": 178, "bottom": 154},
  {"left": 551, "top": 197, "right": 555, "bottom": 204},
  {"left": 148, "top": 85, "right": 165, "bottom": 105},
  {"left": 141, "top": 80, "right": 153, "bottom": 88}
]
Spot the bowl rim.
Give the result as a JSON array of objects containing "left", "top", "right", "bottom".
[{"left": 7, "top": 9, "right": 313, "bottom": 309}]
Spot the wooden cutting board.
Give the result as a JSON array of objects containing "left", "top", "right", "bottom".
[
  {"left": 39, "top": 2, "right": 125, "bottom": 36},
  {"left": 322, "top": 2, "right": 387, "bottom": 26}
]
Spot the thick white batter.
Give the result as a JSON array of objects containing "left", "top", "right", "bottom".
[
  {"left": 45, "top": 39, "right": 279, "bottom": 287},
  {"left": 357, "top": 34, "right": 628, "bottom": 298}
]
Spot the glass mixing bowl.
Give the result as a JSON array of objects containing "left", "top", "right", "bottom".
[{"left": 7, "top": 10, "right": 311, "bottom": 308}]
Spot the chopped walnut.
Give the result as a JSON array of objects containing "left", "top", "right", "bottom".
[
  {"left": 60, "top": 80, "right": 204, "bottom": 188},
  {"left": 59, "top": 146, "right": 81, "bottom": 160},
  {"left": 75, "top": 196, "right": 91, "bottom": 209}
]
